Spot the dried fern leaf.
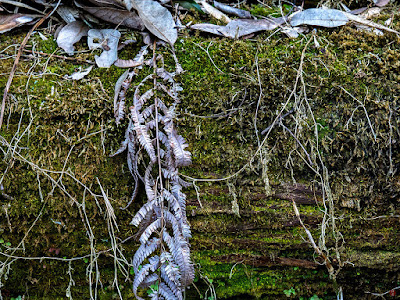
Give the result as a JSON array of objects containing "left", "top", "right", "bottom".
[
  {"left": 132, "top": 237, "right": 160, "bottom": 272},
  {"left": 161, "top": 168, "right": 178, "bottom": 181},
  {"left": 157, "top": 98, "right": 169, "bottom": 114},
  {"left": 159, "top": 282, "right": 178, "bottom": 300},
  {"left": 130, "top": 196, "right": 159, "bottom": 226},
  {"left": 181, "top": 224, "right": 191, "bottom": 239},
  {"left": 165, "top": 126, "right": 191, "bottom": 167},
  {"left": 144, "top": 162, "right": 156, "bottom": 201},
  {"left": 142, "top": 104, "right": 155, "bottom": 120},
  {"left": 177, "top": 177, "right": 192, "bottom": 188},
  {"left": 131, "top": 106, "right": 156, "bottom": 162},
  {"left": 171, "top": 183, "right": 187, "bottom": 213},
  {"left": 158, "top": 83, "right": 180, "bottom": 102},
  {"left": 110, "top": 125, "right": 130, "bottom": 157},
  {"left": 134, "top": 74, "right": 154, "bottom": 107},
  {"left": 145, "top": 119, "right": 157, "bottom": 131},
  {"left": 139, "top": 218, "right": 162, "bottom": 244},
  {"left": 148, "top": 255, "right": 160, "bottom": 272},
  {"left": 157, "top": 131, "right": 169, "bottom": 147},
  {"left": 161, "top": 265, "right": 183, "bottom": 300},
  {"left": 156, "top": 67, "right": 175, "bottom": 83},
  {"left": 137, "top": 89, "right": 154, "bottom": 109},
  {"left": 133, "top": 262, "right": 153, "bottom": 300},
  {"left": 140, "top": 273, "right": 159, "bottom": 288},
  {"left": 120, "top": 170, "right": 138, "bottom": 210},
  {"left": 162, "top": 190, "right": 184, "bottom": 221},
  {"left": 163, "top": 262, "right": 181, "bottom": 283},
  {"left": 114, "top": 70, "right": 129, "bottom": 122},
  {"left": 162, "top": 231, "right": 194, "bottom": 287},
  {"left": 126, "top": 140, "right": 136, "bottom": 175},
  {"left": 162, "top": 209, "right": 183, "bottom": 239},
  {"left": 178, "top": 244, "right": 195, "bottom": 287}
]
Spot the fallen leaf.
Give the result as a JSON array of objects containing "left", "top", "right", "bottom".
[
  {"left": 80, "top": 6, "right": 144, "bottom": 30},
  {"left": 56, "top": 5, "right": 79, "bottom": 23},
  {"left": 191, "top": 17, "right": 285, "bottom": 38},
  {"left": 133, "top": 0, "right": 177, "bottom": 45},
  {"left": 350, "top": 7, "right": 368, "bottom": 15},
  {"left": 213, "top": 1, "right": 252, "bottom": 19},
  {"left": 221, "top": 18, "right": 284, "bottom": 38},
  {"left": 190, "top": 23, "right": 223, "bottom": 36},
  {"left": 0, "top": 14, "right": 36, "bottom": 34},
  {"left": 56, "top": 21, "right": 89, "bottom": 55},
  {"left": 123, "top": 0, "right": 134, "bottom": 10},
  {"left": 290, "top": 8, "right": 348, "bottom": 28},
  {"left": 374, "top": 0, "right": 390, "bottom": 7},
  {"left": 88, "top": 29, "right": 121, "bottom": 67},
  {"left": 66, "top": 66, "right": 93, "bottom": 80},
  {"left": 86, "top": 0, "right": 126, "bottom": 8},
  {"left": 281, "top": 26, "right": 308, "bottom": 39}
]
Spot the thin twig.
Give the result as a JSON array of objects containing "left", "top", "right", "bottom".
[
  {"left": 23, "top": 49, "right": 94, "bottom": 64},
  {"left": 291, "top": 200, "right": 334, "bottom": 275}
]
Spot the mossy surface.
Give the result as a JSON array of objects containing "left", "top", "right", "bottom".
[{"left": 1, "top": 6, "right": 400, "bottom": 299}]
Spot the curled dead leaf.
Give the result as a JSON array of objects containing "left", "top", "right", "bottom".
[
  {"left": 88, "top": 29, "right": 121, "bottom": 67},
  {"left": 56, "top": 21, "right": 89, "bottom": 55}
]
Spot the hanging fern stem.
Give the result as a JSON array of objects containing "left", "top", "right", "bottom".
[
  {"left": 153, "top": 41, "right": 167, "bottom": 298},
  {"left": 112, "top": 40, "right": 194, "bottom": 299}
]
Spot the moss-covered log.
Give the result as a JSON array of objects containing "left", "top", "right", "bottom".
[{"left": 1, "top": 4, "right": 400, "bottom": 299}]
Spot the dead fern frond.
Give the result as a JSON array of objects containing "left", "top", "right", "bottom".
[{"left": 114, "top": 50, "right": 194, "bottom": 299}]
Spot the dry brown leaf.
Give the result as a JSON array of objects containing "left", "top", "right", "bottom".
[
  {"left": 133, "top": 0, "right": 177, "bottom": 45},
  {"left": 191, "top": 17, "right": 285, "bottom": 39},
  {"left": 350, "top": 7, "right": 368, "bottom": 15},
  {"left": 86, "top": 0, "right": 126, "bottom": 8},
  {"left": 290, "top": 8, "right": 348, "bottom": 28},
  {"left": 88, "top": 29, "right": 120, "bottom": 67},
  {"left": 56, "top": 21, "right": 89, "bottom": 55},
  {"left": 56, "top": 5, "right": 79, "bottom": 23},
  {"left": 375, "top": 0, "right": 390, "bottom": 7},
  {"left": 0, "top": 14, "right": 36, "bottom": 34},
  {"left": 190, "top": 23, "right": 223, "bottom": 36},
  {"left": 81, "top": 6, "right": 144, "bottom": 30}
]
